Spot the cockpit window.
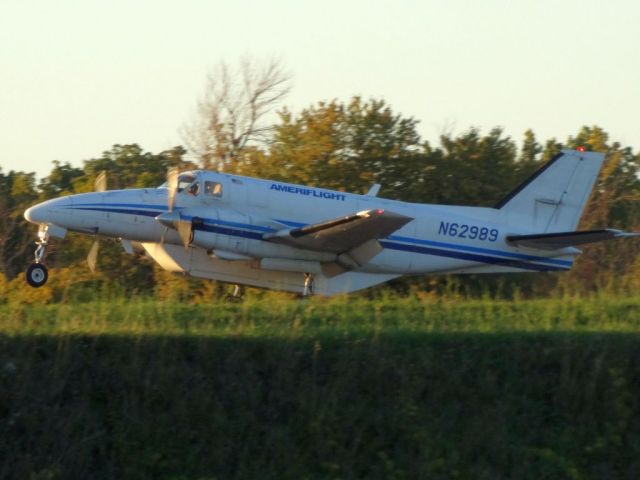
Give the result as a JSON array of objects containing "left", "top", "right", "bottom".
[
  {"left": 187, "top": 181, "right": 200, "bottom": 196},
  {"left": 177, "top": 174, "right": 196, "bottom": 192},
  {"left": 205, "top": 181, "right": 223, "bottom": 197}
]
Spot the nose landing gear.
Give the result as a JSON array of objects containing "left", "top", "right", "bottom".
[{"left": 26, "top": 226, "right": 50, "bottom": 288}]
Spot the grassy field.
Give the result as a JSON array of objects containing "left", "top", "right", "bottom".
[{"left": 2, "top": 295, "right": 640, "bottom": 479}]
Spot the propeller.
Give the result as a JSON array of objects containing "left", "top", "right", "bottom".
[
  {"left": 94, "top": 170, "right": 107, "bottom": 192},
  {"left": 167, "top": 167, "right": 179, "bottom": 212},
  {"left": 158, "top": 167, "right": 195, "bottom": 248},
  {"left": 87, "top": 238, "right": 100, "bottom": 273},
  {"left": 87, "top": 170, "right": 107, "bottom": 272},
  {"left": 176, "top": 218, "right": 193, "bottom": 248},
  {"left": 157, "top": 211, "right": 195, "bottom": 248}
]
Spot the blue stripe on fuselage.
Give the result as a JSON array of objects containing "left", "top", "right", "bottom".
[
  {"left": 387, "top": 235, "right": 572, "bottom": 267},
  {"left": 379, "top": 241, "right": 566, "bottom": 272},
  {"left": 66, "top": 203, "right": 573, "bottom": 271},
  {"left": 71, "top": 206, "right": 161, "bottom": 217},
  {"left": 274, "top": 218, "right": 571, "bottom": 268}
]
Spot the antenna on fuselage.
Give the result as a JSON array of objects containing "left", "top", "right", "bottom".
[{"left": 366, "top": 184, "right": 381, "bottom": 196}]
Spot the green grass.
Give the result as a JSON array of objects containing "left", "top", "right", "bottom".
[
  {"left": 4, "top": 294, "right": 640, "bottom": 337},
  {"left": 2, "top": 295, "right": 640, "bottom": 479}
]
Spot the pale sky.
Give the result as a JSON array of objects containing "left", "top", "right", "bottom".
[{"left": 1, "top": 0, "right": 639, "bottom": 179}]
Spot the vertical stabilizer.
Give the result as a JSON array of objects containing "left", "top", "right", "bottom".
[{"left": 495, "top": 149, "right": 604, "bottom": 232}]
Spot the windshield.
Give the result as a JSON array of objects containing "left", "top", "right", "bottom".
[
  {"left": 177, "top": 174, "right": 196, "bottom": 192},
  {"left": 157, "top": 173, "right": 197, "bottom": 190}
]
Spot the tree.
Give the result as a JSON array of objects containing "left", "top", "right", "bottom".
[
  {"left": 541, "top": 138, "right": 563, "bottom": 162},
  {"left": 183, "top": 57, "right": 292, "bottom": 171},
  {"left": 38, "top": 161, "right": 84, "bottom": 199},
  {"left": 435, "top": 127, "right": 518, "bottom": 206},
  {"left": 79, "top": 144, "right": 191, "bottom": 192},
  {"left": 264, "top": 97, "right": 424, "bottom": 199},
  {"left": 0, "top": 170, "right": 38, "bottom": 279},
  {"left": 519, "top": 129, "right": 542, "bottom": 165}
]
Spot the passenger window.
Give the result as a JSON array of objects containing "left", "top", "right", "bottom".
[{"left": 205, "top": 181, "right": 223, "bottom": 197}]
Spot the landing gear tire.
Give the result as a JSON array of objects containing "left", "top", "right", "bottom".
[{"left": 26, "top": 263, "right": 48, "bottom": 288}]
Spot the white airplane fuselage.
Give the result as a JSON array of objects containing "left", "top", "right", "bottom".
[{"left": 24, "top": 167, "right": 579, "bottom": 295}]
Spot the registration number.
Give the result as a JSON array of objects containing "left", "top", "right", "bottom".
[{"left": 439, "top": 221, "right": 498, "bottom": 242}]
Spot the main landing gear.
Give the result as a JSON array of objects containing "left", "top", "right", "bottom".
[
  {"left": 25, "top": 226, "right": 49, "bottom": 288},
  {"left": 303, "top": 273, "right": 314, "bottom": 297},
  {"left": 224, "top": 284, "right": 244, "bottom": 302}
]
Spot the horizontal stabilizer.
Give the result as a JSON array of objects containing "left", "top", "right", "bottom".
[
  {"left": 264, "top": 209, "right": 413, "bottom": 253},
  {"left": 507, "top": 229, "right": 640, "bottom": 250}
]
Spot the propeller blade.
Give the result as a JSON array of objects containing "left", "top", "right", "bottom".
[
  {"left": 159, "top": 227, "right": 168, "bottom": 245},
  {"left": 87, "top": 239, "right": 100, "bottom": 272},
  {"left": 176, "top": 216, "right": 193, "bottom": 248},
  {"left": 95, "top": 170, "right": 107, "bottom": 192},
  {"left": 167, "top": 167, "right": 179, "bottom": 212},
  {"left": 155, "top": 211, "right": 179, "bottom": 246},
  {"left": 155, "top": 211, "right": 199, "bottom": 247}
]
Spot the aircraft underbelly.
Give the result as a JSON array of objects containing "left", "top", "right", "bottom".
[
  {"left": 364, "top": 244, "right": 466, "bottom": 274},
  {"left": 142, "top": 242, "right": 305, "bottom": 292},
  {"left": 404, "top": 254, "right": 470, "bottom": 273},
  {"left": 364, "top": 249, "right": 412, "bottom": 273},
  {"left": 191, "top": 259, "right": 303, "bottom": 293},
  {"left": 141, "top": 242, "right": 398, "bottom": 295}
]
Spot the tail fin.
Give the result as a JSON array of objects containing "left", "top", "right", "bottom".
[{"left": 495, "top": 149, "right": 604, "bottom": 232}]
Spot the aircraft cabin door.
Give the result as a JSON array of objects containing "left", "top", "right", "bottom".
[
  {"left": 247, "top": 180, "right": 268, "bottom": 211},
  {"left": 220, "top": 177, "right": 268, "bottom": 212}
]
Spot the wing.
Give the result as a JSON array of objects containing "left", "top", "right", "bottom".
[
  {"left": 264, "top": 209, "right": 413, "bottom": 276},
  {"left": 507, "top": 229, "right": 640, "bottom": 250},
  {"left": 264, "top": 209, "right": 413, "bottom": 253}
]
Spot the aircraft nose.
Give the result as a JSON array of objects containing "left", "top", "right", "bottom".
[
  {"left": 24, "top": 204, "right": 45, "bottom": 224},
  {"left": 23, "top": 197, "right": 73, "bottom": 225}
]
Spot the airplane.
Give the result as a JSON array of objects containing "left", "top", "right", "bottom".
[{"left": 22, "top": 148, "right": 639, "bottom": 296}]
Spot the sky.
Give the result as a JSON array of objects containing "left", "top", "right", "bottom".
[{"left": 1, "top": 0, "right": 639, "bottom": 179}]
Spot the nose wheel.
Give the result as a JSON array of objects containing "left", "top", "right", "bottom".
[
  {"left": 26, "top": 263, "right": 48, "bottom": 288},
  {"left": 26, "top": 225, "right": 50, "bottom": 288}
]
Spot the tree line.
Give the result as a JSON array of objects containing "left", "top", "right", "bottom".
[
  {"left": 0, "top": 54, "right": 640, "bottom": 301},
  {"left": 1, "top": 94, "right": 639, "bottom": 301}
]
